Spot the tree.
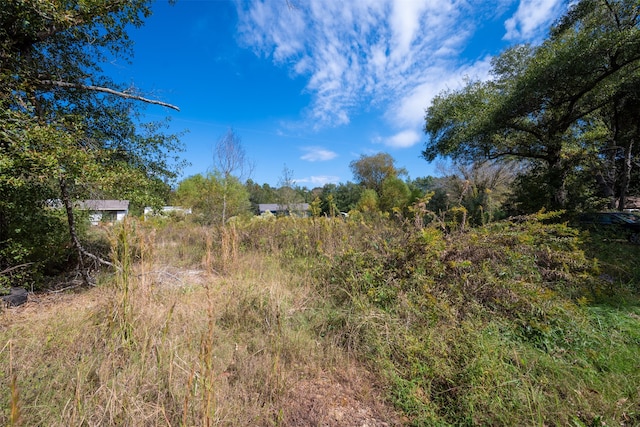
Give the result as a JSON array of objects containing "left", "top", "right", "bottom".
[
  {"left": 423, "top": 0, "right": 640, "bottom": 211},
  {"left": 333, "top": 182, "right": 363, "bottom": 213},
  {"left": 440, "top": 161, "right": 518, "bottom": 225},
  {"left": 589, "top": 77, "right": 640, "bottom": 209},
  {"left": 245, "top": 179, "right": 278, "bottom": 213},
  {"left": 313, "top": 182, "right": 363, "bottom": 216},
  {"left": 379, "top": 176, "right": 411, "bottom": 214},
  {"left": 213, "top": 128, "right": 252, "bottom": 224},
  {"left": 0, "top": 0, "right": 183, "bottom": 284},
  {"left": 355, "top": 189, "right": 379, "bottom": 214},
  {"left": 349, "top": 153, "right": 406, "bottom": 193},
  {"left": 276, "top": 164, "right": 302, "bottom": 212},
  {"left": 174, "top": 173, "right": 250, "bottom": 225}
]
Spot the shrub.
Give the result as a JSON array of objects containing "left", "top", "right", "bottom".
[{"left": 317, "top": 213, "right": 638, "bottom": 425}]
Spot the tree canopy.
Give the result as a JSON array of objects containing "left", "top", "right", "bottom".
[
  {"left": 349, "top": 152, "right": 406, "bottom": 193},
  {"left": 173, "top": 173, "right": 250, "bottom": 225},
  {"left": 423, "top": 0, "right": 640, "bottom": 211}
]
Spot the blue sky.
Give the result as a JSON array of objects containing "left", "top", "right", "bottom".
[{"left": 110, "top": 0, "right": 570, "bottom": 188}]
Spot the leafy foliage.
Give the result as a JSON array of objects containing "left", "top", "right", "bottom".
[
  {"left": 173, "top": 173, "right": 250, "bottom": 225},
  {"left": 0, "top": 0, "right": 184, "bottom": 285},
  {"left": 313, "top": 213, "right": 638, "bottom": 425},
  {"left": 349, "top": 152, "right": 406, "bottom": 194}
]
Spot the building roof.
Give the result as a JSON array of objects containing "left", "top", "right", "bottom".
[
  {"left": 77, "top": 200, "right": 129, "bottom": 211},
  {"left": 258, "top": 203, "right": 309, "bottom": 213}
]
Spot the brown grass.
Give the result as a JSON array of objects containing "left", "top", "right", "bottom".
[{"left": 0, "top": 219, "right": 401, "bottom": 426}]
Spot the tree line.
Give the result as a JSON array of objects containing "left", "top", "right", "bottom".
[{"left": 173, "top": 136, "right": 516, "bottom": 228}]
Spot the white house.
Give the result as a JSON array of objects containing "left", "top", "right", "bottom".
[
  {"left": 258, "top": 203, "right": 310, "bottom": 216},
  {"left": 78, "top": 200, "right": 129, "bottom": 225}
]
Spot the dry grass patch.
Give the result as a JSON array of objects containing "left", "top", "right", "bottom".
[
  {"left": 282, "top": 364, "right": 402, "bottom": 427},
  {"left": 1, "top": 232, "right": 399, "bottom": 426}
]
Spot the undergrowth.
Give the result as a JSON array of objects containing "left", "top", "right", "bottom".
[
  {"left": 318, "top": 213, "right": 640, "bottom": 426},
  {"left": 1, "top": 212, "right": 638, "bottom": 426}
]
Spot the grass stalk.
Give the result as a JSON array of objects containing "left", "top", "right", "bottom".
[{"left": 8, "top": 340, "right": 21, "bottom": 427}]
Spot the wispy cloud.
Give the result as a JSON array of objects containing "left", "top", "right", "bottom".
[
  {"left": 379, "top": 130, "right": 422, "bottom": 149},
  {"left": 295, "top": 175, "right": 341, "bottom": 186},
  {"left": 300, "top": 146, "right": 338, "bottom": 162},
  {"left": 237, "top": 0, "right": 567, "bottom": 143},
  {"left": 504, "top": 0, "right": 565, "bottom": 41}
]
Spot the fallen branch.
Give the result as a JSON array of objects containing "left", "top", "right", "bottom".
[
  {"left": 48, "top": 281, "right": 85, "bottom": 294},
  {"left": 78, "top": 244, "right": 116, "bottom": 270},
  {"left": 60, "top": 178, "right": 119, "bottom": 286}
]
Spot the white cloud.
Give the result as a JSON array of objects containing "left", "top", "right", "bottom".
[
  {"left": 381, "top": 130, "right": 422, "bottom": 148},
  {"left": 295, "top": 175, "right": 341, "bottom": 186},
  {"left": 237, "top": 0, "right": 567, "bottom": 138},
  {"left": 388, "top": 56, "right": 494, "bottom": 129},
  {"left": 504, "top": 0, "right": 565, "bottom": 41},
  {"left": 300, "top": 146, "right": 338, "bottom": 162}
]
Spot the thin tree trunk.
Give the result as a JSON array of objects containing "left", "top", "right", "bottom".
[
  {"left": 222, "top": 175, "right": 228, "bottom": 225},
  {"left": 618, "top": 139, "right": 634, "bottom": 211},
  {"left": 59, "top": 178, "right": 115, "bottom": 285},
  {"left": 548, "top": 153, "right": 568, "bottom": 210},
  {"left": 595, "top": 143, "right": 619, "bottom": 209}
]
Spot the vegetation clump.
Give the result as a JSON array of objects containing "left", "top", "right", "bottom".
[{"left": 319, "top": 213, "right": 640, "bottom": 425}]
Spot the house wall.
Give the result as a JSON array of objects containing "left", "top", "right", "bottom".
[{"left": 89, "top": 210, "right": 127, "bottom": 225}]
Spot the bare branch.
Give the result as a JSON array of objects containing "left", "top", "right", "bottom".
[
  {"left": 0, "top": 263, "right": 35, "bottom": 276},
  {"left": 40, "top": 80, "right": 180, "bottom": 111}
]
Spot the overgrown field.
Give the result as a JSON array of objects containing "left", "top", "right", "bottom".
[{"left": 1, "top": 213, "right": 639, "bottom": 426}]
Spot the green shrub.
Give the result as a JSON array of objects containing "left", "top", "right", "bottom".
[{"left": 315, "top": 213, "right": 639, "bottom": 425}]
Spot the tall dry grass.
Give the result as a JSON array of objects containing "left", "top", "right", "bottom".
[{"left": 0, "top": 217, "right": 396, "bottom": 426}]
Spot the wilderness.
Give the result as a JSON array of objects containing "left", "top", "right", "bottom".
[{"left": 1, "top": 0, "right": 640, "bottom": 426}]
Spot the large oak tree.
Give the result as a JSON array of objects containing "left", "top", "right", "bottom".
[{"left": 423, "top": 0, "right": 640, "bottom": 211}]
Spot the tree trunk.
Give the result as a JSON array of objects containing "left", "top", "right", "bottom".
[
  {"left": 618, "top": 139, "right": 634, "bottom": 211},
  {"left": 222, "top": 174, "right": 228, "bottom": 225},
  {"left": 595, "top": 171, "right": 617, "bottom": 209},
  {"left": 595, "top": 141, "right": 619, "bottom": 209},
  {"left": 59, "top": 178, "right": 91, "bottom": 284},
  {"left": 59, "top": 178, "right": 115, "bottom": 285},
  {"left": 547, "top": 153, "right": 568, "bottom": 210}
]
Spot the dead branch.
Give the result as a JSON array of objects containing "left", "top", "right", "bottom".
[
  {"left": 47, "top": 281, "right": 85, "bottom": 293},
  {"left": 78, "top": 244, "right": 116, "bottom": 270},
  {"left": 0, "top": 263, "right": 35, "bottom": 276},
  {"left": 59, "top": 177, "right": 119, "bottom": 286},
  {"left": 40, "top": 80, "right": 180, "bottom": 111}
]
